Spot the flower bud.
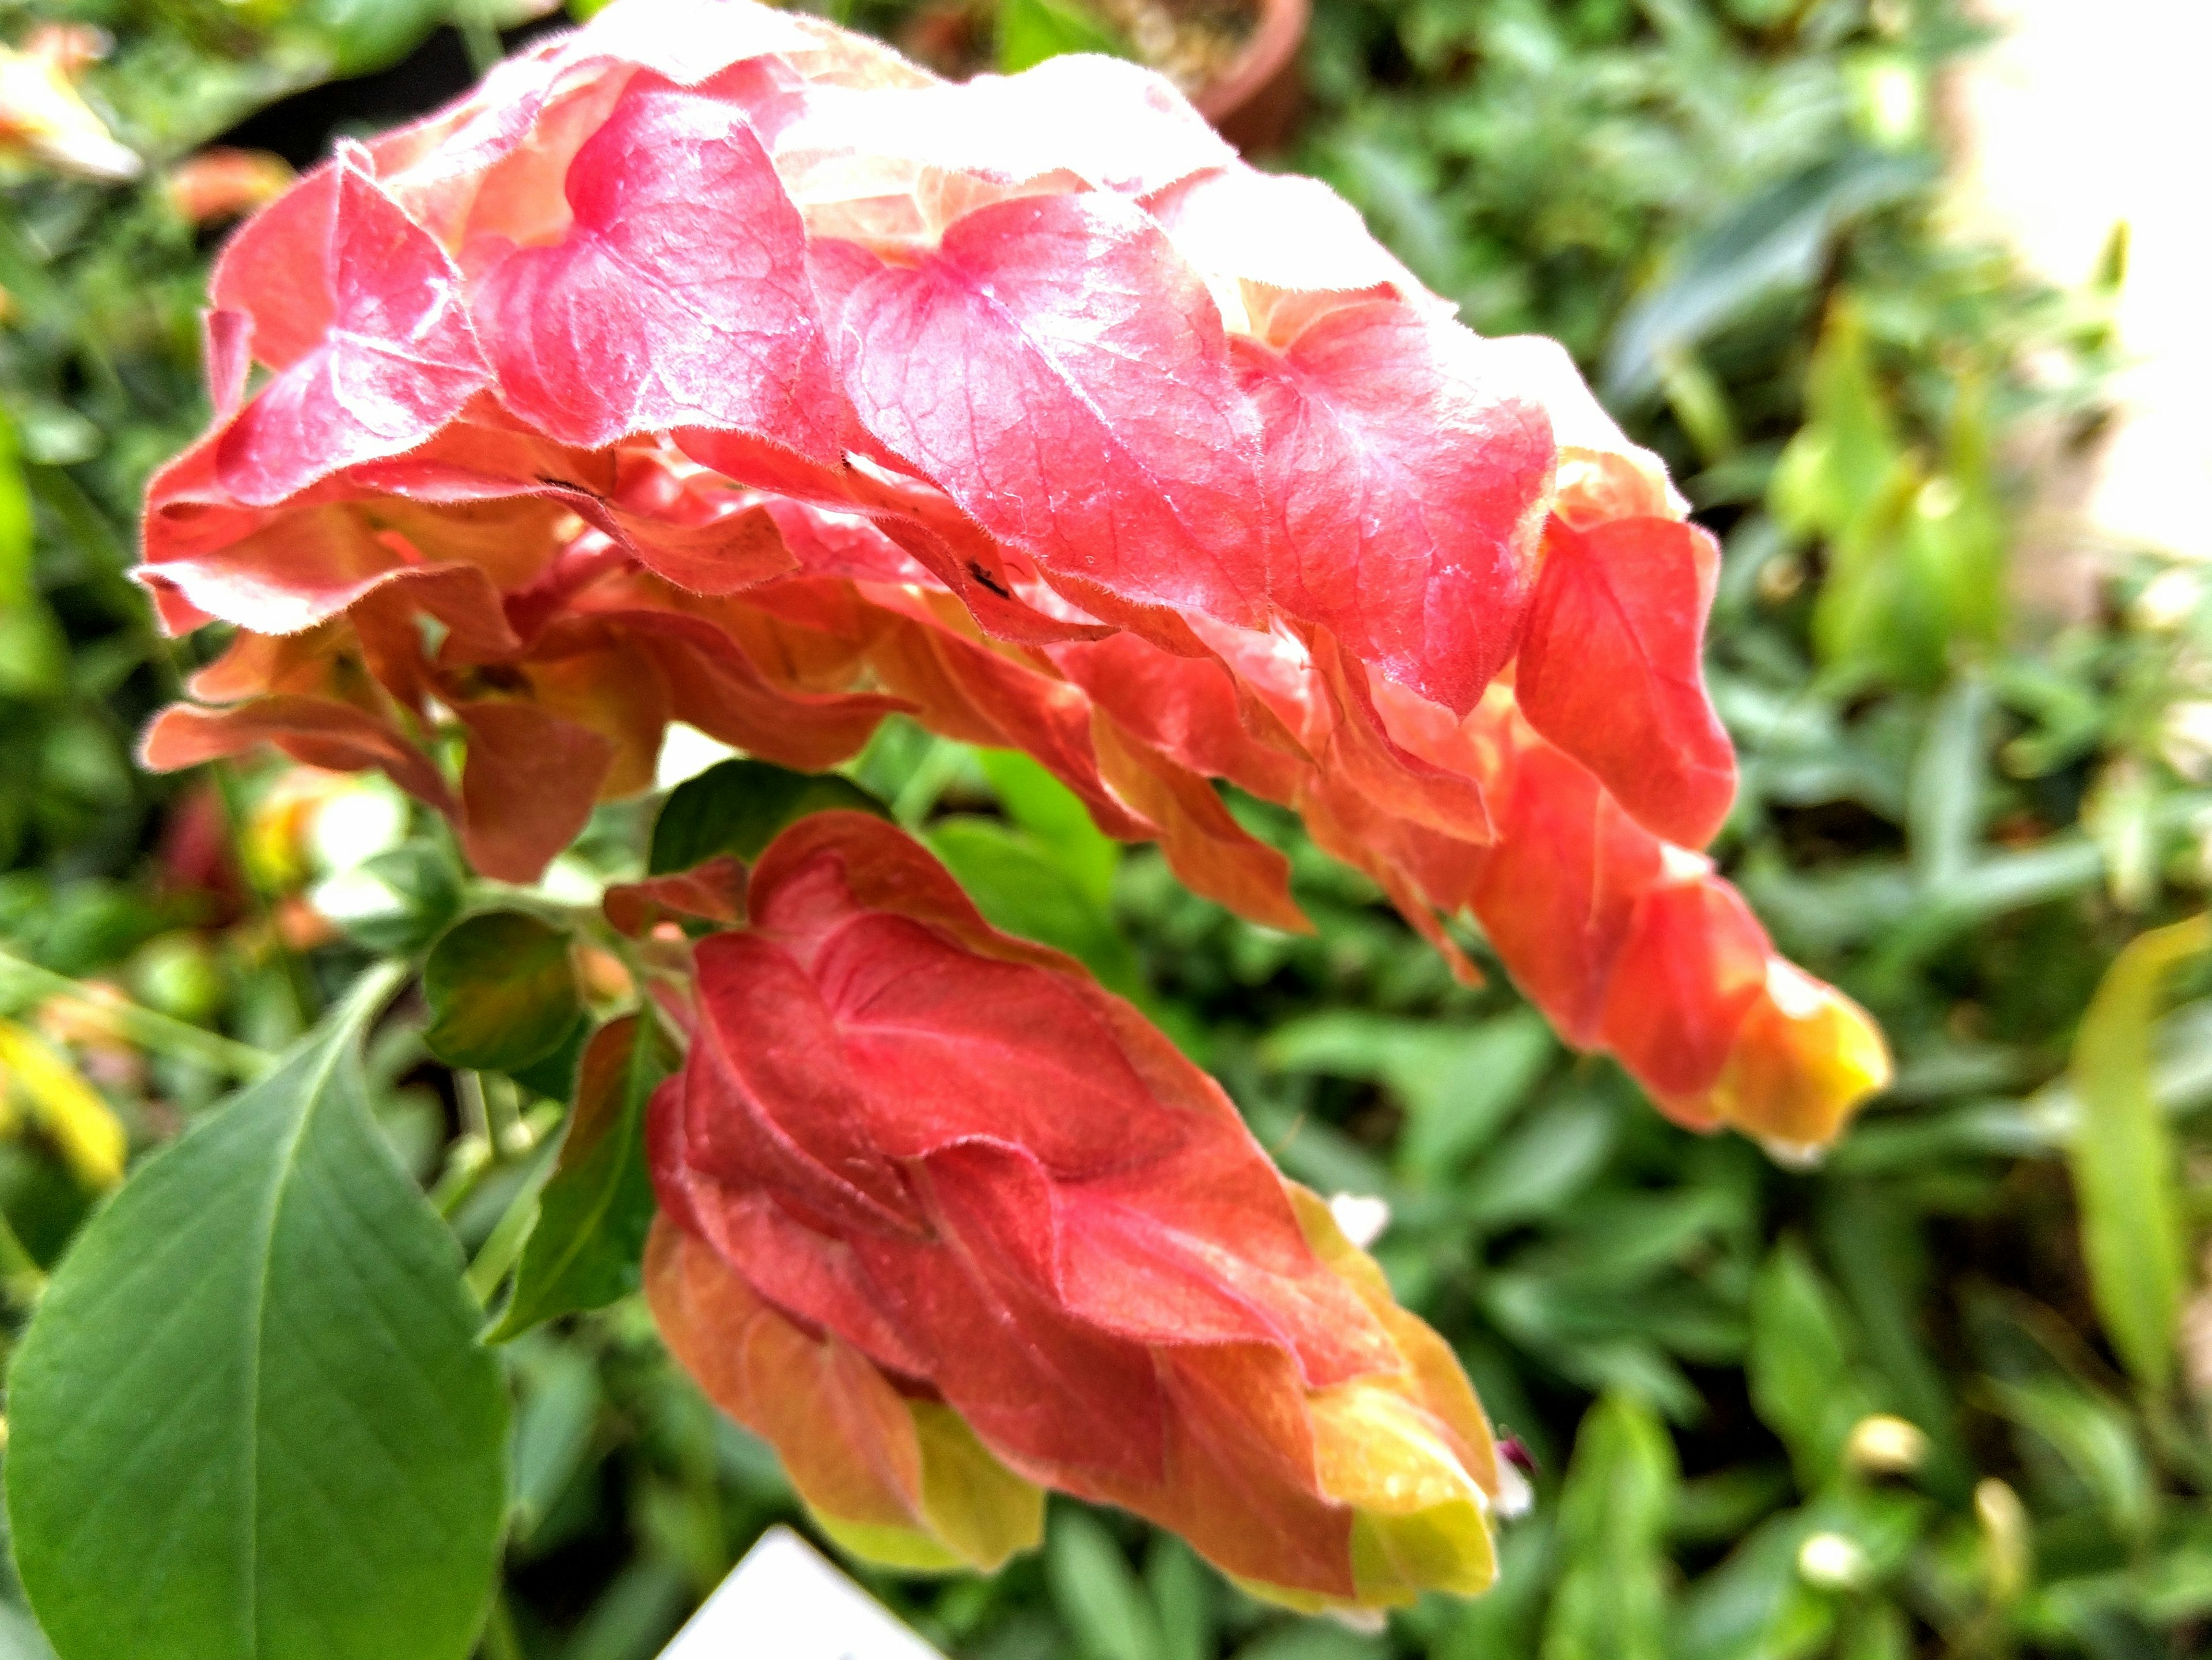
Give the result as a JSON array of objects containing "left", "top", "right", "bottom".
[
  {"left": 165, "top": 148, "right": 294, "bottom": 226},
  {"left": 0, "top": 29, "right": 138, "bottom": 181},
  {"left": 1843, "top": 1413, "right": 1929, "bottom": 1476}
]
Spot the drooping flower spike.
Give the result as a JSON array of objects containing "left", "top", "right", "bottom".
[
  {"left": 649, "top": 812, "right": 1508, "bottom": 1610},
  {"left": 137, "top": 0, "right": 1884, "bottom": 1152},
  {"left": 132, "top": 0, "right": 1893, "bottom": 1589}
]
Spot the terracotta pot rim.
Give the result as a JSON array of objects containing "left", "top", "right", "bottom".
[{"left": 1191, "top": 0, "right": 1309, "bottom": 127}]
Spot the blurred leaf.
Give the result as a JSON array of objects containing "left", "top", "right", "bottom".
[
  {"left": 979, "top": 749, "right": 1119, "bottom": 909},
  {"left": 1544, "top": 1392, "right": 1677, "bottom": 1660},
  {"left": 927, "top": 816, "right": 1143, "bottom": 998},
  {"left": 1748, "top": 1241, "right": 1870, "bottom": 1488},
  {"left": 6, "top": 969, "right": 509, "bottom": 1660},
  {"left": 491, "top": 1014, "right": 672, "bottom": 1340},
  {"left": 512, "top": 1340, "right": 603, "bottom": 1544},
  {"left": 1907, "top": 672, "right": 1988, "bottom": 891},
  {"left": 0, "top": 413, "right": 64, "bottom": 702},
  {"left": 1143, "top": 1535, "right": 1213, "bottom": 1660},
  {"left": 1983, "top": 1377, "right": 2153, "bottom": 1540},
  {"left": 997, "top": 0, "right": 1133, "bottom": 66},
  {"left": 560, "top": 1556, "right": 690, "bottom": 1660},
  {"left": 1459, "top": 1098, "right": 1613, "bottom": 1226},
  {"left": 2068, "top": 914, "right": 2203, "bottom": 1391},
  {"left": 424, "top": 910, "right": 582, "bottom": 1074},
  {"left": 1232, "top": 1627, "right": 1384, "bottom": 1660},
  {"left": 319, "top": 842, "right": 464, "bottom": 955},
  {"left": 650, "top": 758, "right": 888, "bottom": 875},
  {"left": 1265, "top": 1009, "right": 1554, "bottom": 1181},
  {"left": 1048, "top": 1508, "right": 1162, "bottom": 1660},
  {"left": 293, "top": 0, "right": 452, "bottom": 77},
  {"left": 1436, "top": 1512, "right": 1554, "bottom": 1660},
  {"left": 1605, "top": 151, "right": 1930, "bottom": 400},
  {"left": 997, "top": 0, "right": 1134, "bottom": 71}
]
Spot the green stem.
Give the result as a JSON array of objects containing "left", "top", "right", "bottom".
[
  {"left": 464, "top": 1130, "right": 560, "bottom": 1307},
  {"left": 433, "top": 1136, "right": 494, "bottom": 1217},
  {"left": 0, "top": 946, "right": 274, "bottom": 1080}
]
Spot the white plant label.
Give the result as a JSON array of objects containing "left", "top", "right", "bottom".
[{"left": 660, "top": 1526, "right": 946, "bottom": 1660}]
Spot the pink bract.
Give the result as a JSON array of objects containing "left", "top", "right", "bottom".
[{"left": 136, "top": 0, "right": 1889, "bottom": 1155}]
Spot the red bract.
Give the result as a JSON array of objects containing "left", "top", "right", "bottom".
[
  {"left": 137, "top": 0, "right": 1889, "bottom": 1148},
  {"left": 469, "top": 78, "right": 834, "bottom": 456},
  {"left": 650, "top": 814, "right": 1505, "bottom": 1608},
  {"left": 207, "top": 150, "right": 490, "bottom": 506}
]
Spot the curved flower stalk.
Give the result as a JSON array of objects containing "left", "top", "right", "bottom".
[
  {"left": 134, "top": 0, "right": 1887, "bottom": 1144},
  {"left": 647, "top": 812, "right": 1506, "bottom": 1610}
]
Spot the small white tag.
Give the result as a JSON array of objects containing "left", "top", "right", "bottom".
[{"left": 660, "top": 1526, "right": 945, "bottom": 1660}]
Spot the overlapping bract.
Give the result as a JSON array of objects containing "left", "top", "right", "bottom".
[
  {"left": 135, "top": 0, "right": 1887, "bottom": 1153},
  {"left": 649, "top": 812, "right": 1505, "bottom": 1608}
]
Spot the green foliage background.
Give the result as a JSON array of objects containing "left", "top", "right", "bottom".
[{"left": 6, "top": 1, "right": 2212, "bottom": 1657}]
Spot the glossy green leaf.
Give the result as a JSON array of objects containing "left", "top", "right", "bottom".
[
  {"left": 423, "top": 909, "right": 581, "bottom": 1074},
  {"left": 1048, "top": 1508, "right": 1162, "bottom": 1660},
  {"left": 6, "top": 970, "right": 510, "bottom": 1660},
  {"left": 650, "top": 759, "right": 888, "bottom": 875},
  {"left": 2069, "top": 914, "right": 2203, "bottom": 1391},
  {"left": 1544, "top": 1393, "right": 1677, "bottom": 1660},
  {"left": 490, "top": 1014, "right": 672, "bottom": 1340}
]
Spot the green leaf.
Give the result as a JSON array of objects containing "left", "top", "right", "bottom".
[
  {"left": 1144, "top": 1536, "right": 1214, "bottom": 1660},
  {"left": 2068, "top": 913, "right": 2203, "bottom": 1391},
  {"left": 1048, "top": 1507, "right": 1162, "bottom": 1660},
  {"left": 978, "top": 749, "right": 1119, "bottom": 908},
  {"left": 1458, "top": 1098, "right": 1613, "bottom": 1226},
  {"left": 506, "top": 1012, "right": 590, "bottom": 1105},
  {"left": 6, "top": 969, "right": 510, "bottom": 1660},
  {"left": 926, "top": 816, "right": 1143, "bottom": 997},
  {"left": 1983, "top": 1377, "right": 2152, "bottom": 1540},
  {"left": 1544, "top": 1393, "right": 1677, "bottom": 1660},
  {"left": 423, "top": 910, "right": 582, "bottom": 1074},
  {"left": 320, "top": 842, "right": 464, "bottom": 955},
  {"left": 292, "top": 0, "right": 449, "bottom": 76},
  {"left": 510, "top": 1340, "right": 603, "bottom": 1545},
  {"left": 996, "top": 0, "right": 1134, "bottom": 74},
  {"left": 1264, "top": 1009, "right": 1554, "bottom": 1181},
  {"left": 1604, "top": 151, "right": 1929, "bottom": 402},
  {"left": 1907, "top": 673, "right": 1988, "bottom": 892},
  {"left": 1747, "top": 1241, "right": 1870, "bottom": 1488},
  {"left": 649, "top": 758, "right": 888, "bottom": 875},
  {"left": 490, "top": 1014, "right": 672, "bottom": 1340},
  {"left": 0, "top": 413, "right": 63, "bottom": 702}
]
